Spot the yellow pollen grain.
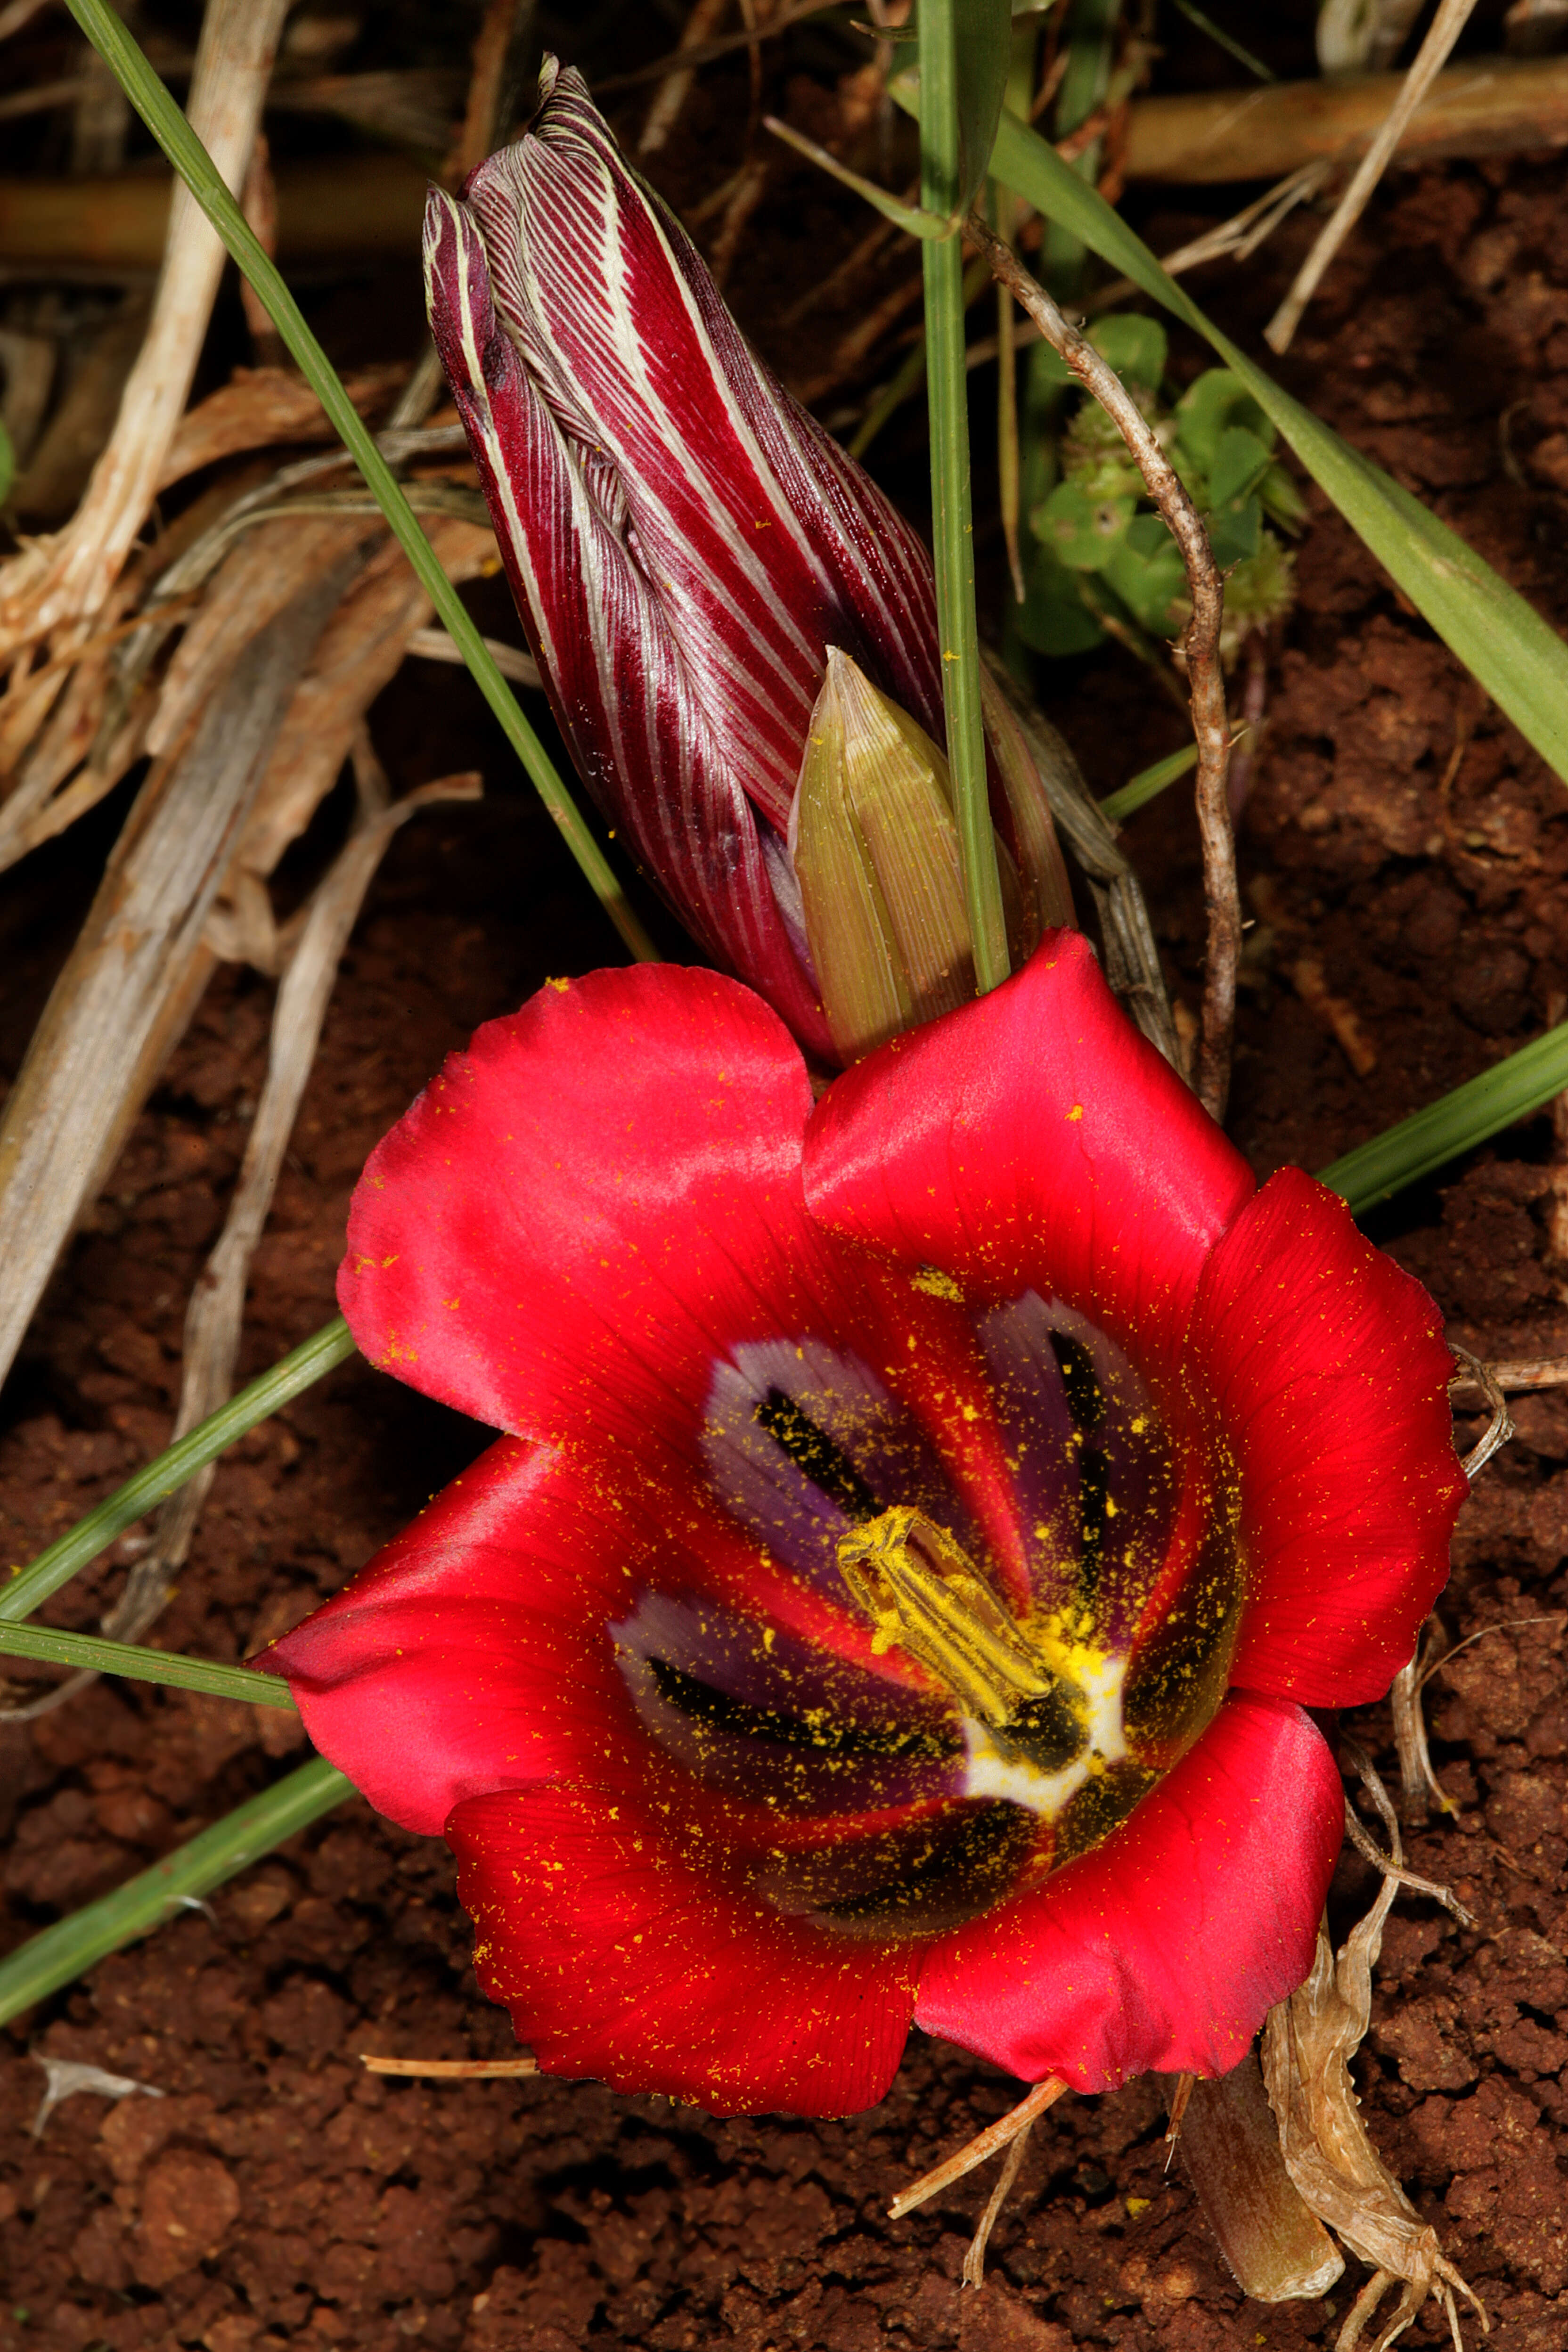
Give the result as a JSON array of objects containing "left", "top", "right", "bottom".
[{"left": 1066, "top": 1104, "right": 1084, "bottom": 1122}]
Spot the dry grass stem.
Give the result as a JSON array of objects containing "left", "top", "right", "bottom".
[
  {"left": 888, "top": 2076, "right": 1067, "bottom": 2222},
  {"left": 1453, "top": 1350, "right": 1568, "bottom": 1392},
  {"left": 1125, "top": 51, "right": 1568, "bottom": 183},
  {"left": 359, "top": 2056, "right": 540, "bottom": 2079},
  {"left": 3, "top": 753, "right": 482, "bottom": 1719},
  {"left": 960, "top": 2121, "right": 1033, "bottom": 2289},
  {"left": 640, "top": 0, "right": 733, "bottom": 156},
  {"left": 0, "top": 561, "right": 354, "bottom": 1399},
  {"left": 1265, "top": 0, "right": 1482, "bottom": 353},
  {"left": 1391, "top": 1630, "right": 1457, "bottom": 1823},
  {"left": 405, "top": 626, "right": 541, "bottom": 688},
  {"left": 0, "top": 0, "right": 291, "bottom": 662},
  {"left": 967, "top": 217, "right": 1238, "bottom": 1120},
  {"left": 1260, "top": 1769, "right": 1487, "bottom": 2352},
  {"left": 1448, "top": 1345, "right": 1514, "bottom": 1479}
]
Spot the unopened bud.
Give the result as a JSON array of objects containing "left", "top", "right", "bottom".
[{"left": 790, "top": 650, "right": 975, "bottom": 1063}]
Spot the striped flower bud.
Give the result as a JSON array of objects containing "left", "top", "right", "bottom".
[{"left": 424, "top": 56, "right": 1072, "bottom": 1062}]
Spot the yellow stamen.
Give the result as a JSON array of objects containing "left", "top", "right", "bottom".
[{"left": 837, "top": 1506, "right": 1055, "bottom": 1728}]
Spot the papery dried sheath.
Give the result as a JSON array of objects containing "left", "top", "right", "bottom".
[{"left": 423, "top": 59, "right": 1071, "bottom": 1058}]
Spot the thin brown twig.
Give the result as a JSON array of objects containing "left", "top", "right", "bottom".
[
  {"left": 1452, "top": 1350, "right": 1568, "bottom": 1393},
  {"left": 1448, "top": 1344, "right": 1513, "bottom": 1479},
  {"left": 1265, "top": 0, "right": 1481, "bottom": 353},
  {"left": 360, "top": 2054, "right": 538, "bottom": 2079},
  {"left": 960, "top": 2120, "right": 1033, "bottom": 2288},
  {"left": 888, "top": 2075, "right": 1066, "bottom": 2221},
  {"left": 966, "top": 215, "right": 1238, "bottom": 1120}
]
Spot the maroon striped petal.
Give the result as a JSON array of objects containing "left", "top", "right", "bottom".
[
  {"left": 463, "top": 59, "right": 944, "bottom": 839},
  {"left": 424, "top": 186, "right": 833, "bottom": 1057}
]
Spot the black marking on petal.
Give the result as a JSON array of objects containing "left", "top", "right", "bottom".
[
  {"left": 817, "top": 1799, "right": 1032, "bottom": 1932},
  {"left": 1078, "top": 1443, "right": 1109, "bottom": 1597},
  {"left": 1048, "top": 1330, "right": 1106, "bottom": 1432},
  {"left": 646, "top": 1656, "right": 948, "bottom": 1762},
  {"left": 752, "top": 1388, "right": 879, "bottom": 1522}
]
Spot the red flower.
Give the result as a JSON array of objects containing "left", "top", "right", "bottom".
[
  {"left": 423, "top": 59, "right": 1070, "bottom": 1061},
  {"left": 268, "top": 939, "right": 1463, "bottom": 2118}
]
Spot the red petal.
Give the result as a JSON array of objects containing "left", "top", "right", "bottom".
[
  {"left": 804, "top": 934, "right": 1255, "bottom": 1385},
  {"left": 914, "top": 1691, "right": 1339, "bottom": 2091},
  {"left": 449, "top": 1782, "right": 918, "bottom": 2116},
  {"left": 422, "top": 187, "right": 832, "bottom": 1056},
  {"left": 464, "top": 63, "right": 945, "bottom": 836},
  {"left": 1193, "top": 1168, "right": 1465, "bottom": 1706},
  {"left": 262, "top": 1437, "right": 639, "bottom": 1835},
  {"left": 336, "top": 964, "right": 847, "bottom": 1446}
]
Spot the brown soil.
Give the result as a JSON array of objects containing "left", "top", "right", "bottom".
[{"left": 4, "top": 43, "right": 1568, "bottom": 2352}]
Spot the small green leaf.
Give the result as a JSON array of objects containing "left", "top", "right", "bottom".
[
  {"left": 1175, "top": 368, "right": 1274, "bottom": 476},
  {"left": 1209, "top": 425, "right": 1274, "bottom": 512},
  {"left": 1103, "top": 516, "right": 1186, "bottom": 632},
  {"left": 1015, "top": 544, "right": 1105, "bottom": 654},
  {"left": 1259, "top": 459, "right": 1309, "bottom": 535},
  {"left": 1088, "top": 313, "right": 1167, "bottom": 391},
  {"left": 1033, "top": 480, "right": 1135, "bottom": 570},
  {"left": 1208, "top": 495, "right": 1262, "bottom": 569}
]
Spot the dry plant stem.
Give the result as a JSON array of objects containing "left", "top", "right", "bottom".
[
  {"left": 1165, "top": 2070, "right": 1195, "bottom": 2153},
  {"left": 1449, "top": 1344, "right": 1514, "bottom": 1478},
  {"left": 888, "top": 2075, "right": 1067, "bottom": 2221},
  {"left": 640, "top": 0, "right": 732, "bottom": 155},
  {"left": 1454, "top": 1350, "right": 1568, "bottom": 1392},
  {"left": 360, "top": 2056, "right": 539, "bottom": 2080},
  {"left": 960, "top": 2121, "right": 1033, "bottom": 2289},
  {"left": 968, "top": 216, "right": 1237, "bottom": 1119},
  {"left": 1265, "top": 0, "right": 1481, "bottom": 354},
  {"left": 448, "top": 0, "right": 532, "bottom": 183},
  {"left": 1341, "top": 1797, "right": 1476, "bottom": 1927},
  {"left": 0, "top": 0, "right": 290, "bottom": 659},
  {"left": 0, "top": 559, "right": 353, "bottom": 1398},
  {"left": 1260, "top": 1800, "right": 1487, "bottom": 2352},
  {"left": 0, "top": 0, "right": 57, "bottom": 37},
  {"left": 1391, "top": 1631, "right": 1455, "bottom": 1824},
  {"left": 1, "top": 756, "right": 483, "bottom": 1720},
  {"left": 1123, "top": 53, "right": 1568, "bottom": 182}
]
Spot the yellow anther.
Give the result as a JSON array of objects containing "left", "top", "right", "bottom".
[{"left": 837, "top": 1506, "right": 1055, "bottom": 1729}]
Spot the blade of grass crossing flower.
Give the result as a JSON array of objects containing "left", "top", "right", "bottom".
[
  {"left": 0, "top": 1757, "right": 352, "bottom": 2029},
  {"left": 920, "top": 0, "right": 1010, "bottom": 996},
  {"left": 1100, "top": 741, "right": 1199, "bottom": 824},
  {"left": 61, "top": 0, "right": 659, "bottom": 965},
  {"left": 976, "top": 102, "right": 1568, "bottom": 786},
  {"left": 0, "top": 1622, "right": 299, "bottom": 1708},
  {"left": 1318, "top": 1018, "right": 1568, "bottom": 1213},
  {"left": 0, "top": 1315, "right": 356, "bottom": 1625}
]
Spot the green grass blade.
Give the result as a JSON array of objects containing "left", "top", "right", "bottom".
[
  {"left": 980, "top": 103, "right": 1568, "bottom": 785},
  {"left": 920, "top": 0, "right": 1009, "bottom": 994},
  {"left": 1101, "top": 741, "right": 1198, "bottom": 824},
  {"left": 63, "top": 0, "right": 659, "bottom": 965},
  {"left": 1318, "top": 1019, "right": 1568, "bottom": 1212},
  {"left": 0, "top": 1623, "right": 298, "bottom": 1708},
  {"left": 0, "top": 1757, "right": 351, "bottom": 2029},
  {"left": 1, "top": 1316, "right": 355, "bottom": 1625}
]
